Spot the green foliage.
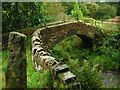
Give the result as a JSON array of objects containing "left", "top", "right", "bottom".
[
  {"left": 117, "top": 1, "right": 120, "bottom": 16},
  {"left": 50, "top": 26, "right": 119, "bottom": 88},
  {"left": 50, "top": 35, "right": 103, "bottom": 88},
  {"left": 50, "top": 35, "right": 83, "bottom": 62},
  {"left": 71, "top": 2, "right": 83, "bottom": 20},
  {"left": 94, "top": 33, "right": 120, "bottom": 70},
  {"left": 62, "top": 2, "right": 75, "bottom": 15},
  {"left": 70, "top": 60, "right": 103, "bottom": 89},
  {"left": 79, "top": 3, "right": 89, "bottom": 17},
  {"left": 1, "top": 50, "right": 8, "bottom": 88},
  {"left": 86, "top": 2, "right": 99, "bottom": 19},
  {"left": 43, "top": 2, "right": 65, "bottom": 16},
  {"left": 27, "top": 70, "right": 52, "bottom": 88},
  {"left": 97, "top": 4, "right": 117, "bottom": 19},
  {"left": 52, "top": 80, "right": 71, "bottom": 88},
  {"left": 1, "top": 51, "right": 8, "bottom": 72},
  {"left": 2, "top": 2, "right": 119, "bottom": 34},
  {"left": 2, "top": 2, "right": 66, "bottom": 34},
  {"left": 2, "top": 2, "right": 43, "bottom": 33}
]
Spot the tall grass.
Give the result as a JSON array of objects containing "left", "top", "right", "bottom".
[
  {"left": 26, "top": 36, "right": 53, "bottom": 88},
  {"left": 1, "top": 50, "right": 8, "bottom": 88}
]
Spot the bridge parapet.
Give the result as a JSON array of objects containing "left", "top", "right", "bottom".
[{"left": 32, "top": 21, "right": 98, "bottom": 87}]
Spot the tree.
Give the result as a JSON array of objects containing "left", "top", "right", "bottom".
[
  {"left": 2, "top": 2, "right": 43, "bottom": 33},
  {"left": 97, "top": 4, "right": 117, "bottom": 19},
  {"left": 40, "top": 2, "right": 65, "bottom": 22},
  {"left": 62, "top": 2, "right": 75, "bottom": 15},
  {"left": 86, "top": 2, "right": 99, "bottom": 19},
  {"left": 117, "top": 1, "right": 120, "bottom": 16},
  {"left": 71, "top": 2, "right": 83, "bottom": 20},
  {"left": 79, "top": 3, "right": 89, "bottom": 17}
]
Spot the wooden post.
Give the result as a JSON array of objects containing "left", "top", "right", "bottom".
[
  {"left": 63, "top": 15, "right": 66, "bottom": 22},
  {"left": 95, "top": 20, "right": 97, "bottom": 26},
  {"left": 76, "top": 14, "right": 79, "bottom": 21},
  {"left": 5, "top": 32, "right": 27, "bottom": 88}
]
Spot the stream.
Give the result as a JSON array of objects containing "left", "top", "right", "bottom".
[{"left": 102, "top": 70, "right": 120, "bottom": 88}]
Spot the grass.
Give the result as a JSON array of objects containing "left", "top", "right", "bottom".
[
  {"left": 26, "top": 39, "right": 52, "bottom": 88},
  {"left": 1, "top": 50, "right": 8, "bottom": 88},
  {"left": 26, "top": 36, "right": 53, "bottom": 88}
]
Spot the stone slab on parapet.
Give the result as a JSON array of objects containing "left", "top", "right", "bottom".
[
  {"left": 53, "top": 64, "right": 69, "bottom": 74},
  {"left": 58, "top": 71, "right": 76, "bottom": 84}
]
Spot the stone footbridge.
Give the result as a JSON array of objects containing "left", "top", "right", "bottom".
[{"left": 32, "top": 21, "right": 98, "bottom": 87}]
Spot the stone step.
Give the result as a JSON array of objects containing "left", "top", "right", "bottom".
[{"left": 58, "top": 71, "right": 76, "bottom": 84}]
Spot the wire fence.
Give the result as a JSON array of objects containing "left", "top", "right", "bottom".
[{"left": 31, "top": 14, "right": 120, "bottom": 30}]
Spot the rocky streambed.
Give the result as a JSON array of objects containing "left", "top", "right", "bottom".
[{"left": 102, "top": 70, "right": 120, "bottom": 88}]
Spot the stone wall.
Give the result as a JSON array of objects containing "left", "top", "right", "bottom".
[{"left": 32, "top": 21, "right": 98, "bottom": 87}]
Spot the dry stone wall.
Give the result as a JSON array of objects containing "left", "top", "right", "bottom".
[{"left": 32, "top": 21, "right": 98, "bottom": 87}]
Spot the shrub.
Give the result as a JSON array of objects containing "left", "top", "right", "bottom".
[{"left": 68, "top": 59, "right": 103, "bottom": 89}]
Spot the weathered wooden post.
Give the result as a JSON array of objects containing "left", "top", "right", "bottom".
[
  {"left": 5, "top": 32, "right": 27, "bottom": 88},
  {"left": 76, "top": 14, "right": 79, "bottom": 21},
  {"left": 95, "top": 20, "right": 97, "bottom": 26},
  {"left": 63, "top": 15, "right": 66, "bottom": 22}
]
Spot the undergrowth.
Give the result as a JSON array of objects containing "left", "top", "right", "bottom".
[{"left": 50, "top": 28, "right": 120, "bottom": 88}]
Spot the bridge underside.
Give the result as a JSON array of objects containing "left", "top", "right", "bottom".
[
  {"left": 76, "top": 34, "right": 93, "bottom": 48},
  {"left": 40, "top": 31, "right": 94, "bottom": 51}
]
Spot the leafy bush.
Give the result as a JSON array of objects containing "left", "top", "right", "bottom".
[
  {"left": 93, "top": 33, "right": 120, "bottom": 70},
  {"left": 68, "top": 59, "right": 103, "bottom": 89}
]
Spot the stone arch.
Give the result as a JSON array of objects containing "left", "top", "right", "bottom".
[
  {"left": 32, "top": 21, "right": 98, "bottom": 86},
  {"left": 49, "top": 33, "right": 93, "bottom": 51}
]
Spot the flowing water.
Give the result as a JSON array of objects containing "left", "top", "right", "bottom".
[{"left": 102, "top": 70, "right": 120, "bottom": 88}]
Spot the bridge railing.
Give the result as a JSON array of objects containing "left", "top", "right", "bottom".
[{"left": 31, "top": 14, "right": 120, "bottom": 30}]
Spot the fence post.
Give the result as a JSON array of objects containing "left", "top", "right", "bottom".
[
  {"left": 76, "top": 14, "right": 79, "bottom": 21},
  {"left": 63, "top": 15, "right": 66, "bottom": 22},
  {"left": 5, "top": 32, "right": 27, "bottom": 88},
  {"left": 95, "top": 20, "right": 97, "bottom": 26}
]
